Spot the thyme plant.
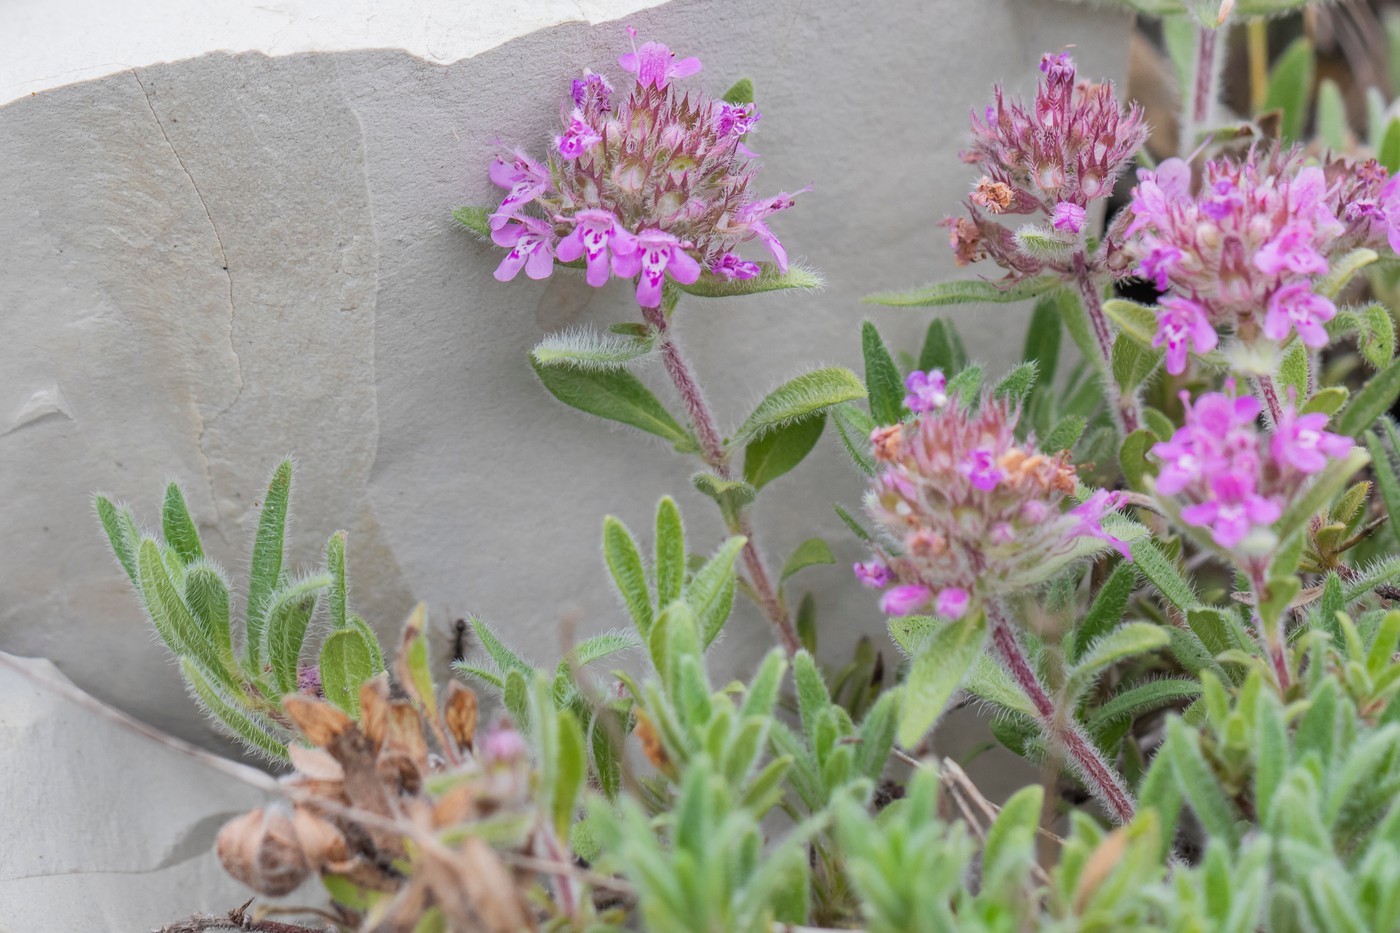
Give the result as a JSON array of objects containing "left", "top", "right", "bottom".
[{"left": 85, "top": 6, "right": 1400, "bottom": 931}]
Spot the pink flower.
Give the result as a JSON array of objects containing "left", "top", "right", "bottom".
[
  {"left": 1254, "top": 222, "right": 1328, "bottom": 277},
  {"left": 960, "top": 448, "right": 1005, "bottom": 491},
  {"left": 618, "top": 28, "right": 701, "bottom": 89},
  {"left": 556, "top": 209, "right": 637, "bottom": 287},
  {"left": 1180, "top": 474, "right": 1281, "bottom": 549},
  {"left": 556, "top": 108, "right": 601, "bottom": 160},
  {"left": 904, "top": 369, "right": 949, "bottom": 414},
  {"left": 1153, "top": 295, "right": 1218, "bottom": 375},
  {"left": 611, "top": 229, "right": 702, "bottom": 308},
  {"left": 1052, "top": 201, "right": 1087, "bottom": 234},
  {"left": 736, "top": 188, "right": 809, "bottom": 273},
  {"left": 488, "top": 150, "right": 551, "bottom": 231},
  {"left": 1271, "top": 407, "right": 1352, "bottom": 474},
  {"left": 716, "top": 101, "right": 761, "bottom": 138},
  {"left": 710, "top": 253, "right": 761, "bottom": 280},
  {"left": 571, "top": 70, "right": 612, "bottom": 110},
  {"left": 491, "top": 216, "right": 556, "bottom": 281},
  {"left": 1263, "top": 281, "right": 1336, "bottom": 348},
  {"left": 880, "top": 585, "right": 933, "bottom": 616},
  {"left": 1069, "top": 490, "right": 1133, "bottom": 560},
  {"left": 481, "top": 723, "right": 529, "bottom": 765},
  {"left": 935, "top": 588, "right": 970, "bottom": 619},
  {"left": 854, "top": 560, "right": 892, "bottom": 588},
  {"left": 1139, "top": 245, "right": 1183, "bottom": 291}
]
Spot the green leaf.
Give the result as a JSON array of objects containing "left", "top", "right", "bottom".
[
  {"left": 246, "top": 459, "right": 292, "bottom": 672},
  {"left": 1131, "top": 538, "right": 1200, "bottom": 611},
  {"left": 95, "top": 495, "right": 142, "bottom": 587},
  {"left": 649, "top": 600, "right": 700, "bottom": 687},
  {"left": 733, "top": 368, "right": 866, "bottom": 444},
  {"left": 993, "top": 361, "right": 1038, "bottom": 404},
  {"left": 263, "top": 573, "right": 331, "bottom": 696},
  {"left": 398, "top": 603, "right": 437, "bottom": 716},
  {"left": 1273, "top": 449, "right": 1369, "bottom": 539},
  {"left": 326, "top": 531, "right": 348, "bottom": 631},
  {"left": 830, "top": 403, "right": 876, "bottom": 476},
  {"left": 451, "top": 205, "right": 492, "bottom": 238},
  {"left": 865, "top": 274, "right": 1061, "bottom": 307},
  {"left": 320, "top": 627, "right": 377, "bottom": 717},
  {"left": 1263, "top": 38, "right": 1315, "bottom": 144},
  {"left": 654, "top": 497, "right": 685, "bottom": 609},
  {"left": 1102, "top": 299, "right": 1158, "bottom": 348},
  {"left": 692, "top": 473, "right": 757, "bottom": 528},
  {"left": 349, "top": 614, "right": 385, "bottom": 673},
  {"left": 743, "top": 413, "right": 825, "bottom": 490},
  {"left": 1278, "top": 342, "right": 1309, "bottom": 399},
  {"left": 1042, "top": 414, "right": 1087, "bottom": 453},
  {"left": 1142, "top": 406, "right": 1175, "bottom": 442},
  {"left": 1120, "top": 428, "right": 1160, "bottom": 492},
  {"left": 982, "top": 785, "right": 1042, "bottom": 887},
  {"left": 161, "top": 482, "right": 204, "bottom": 564},
  {"left": 796, "top": 592, "right": 818, "bottom": 654},
  {"left": 722, "top": 77, "right": 754, "bottom": 105},
  {"left": 1312, "top": 572, "right": 1345, "bottom": 643},
  {"left": 1369, "top": 425, "right": 1400, "bottom": 541},
  {"left": 532, "top": 326, "right": 655, "bottom": 370},
  {"left": 552, "top": 710, "right": 587, "bottom": 839},
  {"left": 856, "top": 689, "right": 899, "bottom": 782},
  {"left": 137, "top": 538, "right": 231, "bottom": 690},
  {"left": 1111, "top": 333, "right": 1161, "bottom": 392},
  {"left": 180, "top": 657, "right": 288, "bottom": 761},
  {"left": 919, "top": 318, "right": 968, "bottom": 374},
  {"left": 780, "top": 538, "right": 835, "bottom": 583},
  {"left": 1088, "top": 679, "right": 1202, "bottom": 737},
  {"left": 672, "top": 262, "right": 823, "bottom": 298},
  {"left": 1023, "top": 291, "right": 1064, "bottom": 388},
  {"left": 530, "top": 357, "right": 694, "bottom": 450},
  {"left": 1165, "top": 718, "right": 1239, "bottom": 845},
  {"left": 685, "top": 536, "right": 746, "bottom": 647},
  {"left": 469, "top": 618, "right": 532, "bottom": 676},
  {"left": 1072, "top": 562, "right": 1137, "bottom": 662},
  {"left": 897, "top": 609, "right": 988, "bottom": 747},
  {"left": 1066, "top": 623, "right": 1170, "bottom": 699},
  {"left": 861, "top": 321, "right": 905, "bottom": 425},
  {"left": 1382, "top": 119, "right": 1400, "bottom": 174},
  {"left": 1316, "top": 78, "right": 1348, "bottom": 151},
  {"left": 792, "top": 650, "right": 831, "bottom": 737},
  {"left": 183, "top": 562, "right": 234, "bottom": 668},
  {"left": 1317, "top": 251, "right": 1380, "bottom": 301},
  {"left": 1301, "top": 387, "right": 1348, "bottom": 417},
  {"left": 832, "top": 502, "right": 872, "bottom": 543},
  {"left": 603, "top": 516, "right": 653, "bottom": 636},
  {"left": 945, "top": 365, "right": 984, "bottom": 403}
]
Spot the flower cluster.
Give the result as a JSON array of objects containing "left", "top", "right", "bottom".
[
  {"left": 856, "top": 372, "right": 1131, "bottom": 618},
  {"left": 944, "top": 52, "right": 1147, "bottom": 273},
  {"left": 1151, "top": 389, "right": 1352, "bottom": 551},
  {"left": 1123, "top": 148, "right": 1400, "bottom": 375},
  {"left": 485, "top": 29, "right": 803, "bottom": 308}
]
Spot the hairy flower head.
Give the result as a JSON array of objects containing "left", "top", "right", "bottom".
[{"left": 859, "top": 373, "right": 1131, "bottom": 617}]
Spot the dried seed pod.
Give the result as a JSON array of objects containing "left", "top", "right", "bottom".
[
  {"left": 287, "top": 745, "right": 346, "bottom": 782},
  {"left": 282, "top": 695, "right": 354, "bottom": 747},
  {"left": 444, "top": 681, "right": 479, "bottom": 753},
  {"left": 216, "top": 807, "right": 310, "bottom": 897},
  {"left": 291, "top": 807, "right": 350, "bottom": 869},
  {"left": 384, "top": 701, "right": 430, "bottom": 775}
]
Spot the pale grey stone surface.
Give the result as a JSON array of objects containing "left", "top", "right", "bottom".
[
  {"left": 0, "top": 4, "right": 1131, "bottom": 919},
  {"left": 0, "top": 654, "right": 264, "bottom": 931}
]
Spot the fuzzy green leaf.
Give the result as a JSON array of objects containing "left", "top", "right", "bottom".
[
  {"left": 1273, "top": 449, "right": 1369, "bottom": 539},
  {"left": 1381, "top": 119, "right": 1400, "bottom": 174},
  {"left": 470, "top": 618, "right": 532, "bottom": 676},
  {"left": 1102, "top": 298, "right": 1158, "bottom": 348},
  {"left": 161, "top": 482, "right": 204, "bottom": 565},
  {"left": 603, "top": 516, "right": 653, "bottom": 636},
  {"left": 793, "top": 650, "right": 831, "bottom": 736},
  {"left": 1023, "top": 291, "right": 1064, "bottom": 388},
  {"left": 532, "top": 326, "right": 656, "bottom": 370},
  {"left": 1131, "top": 538, "right": 1200, "bottom": 611},
  {"left": 137, "top": 538, "right": 231, "bottom": 691},
  {"left": 780, "top": 538, "right": 835, "bottom": 583},
  {"left": 945, "top": 365, "right": 983, "bottom": 402},
  {"left": 654, "top": 497, "right": 685, "bottom": 609},
  {"left": 743, "top": 413, "right": 826, "bottom": 490},
  {"left": 722, "top": 77, "right": 754, "bottom": 105},
  {"left": 832, "top": 502, "right": 872, "bottom": 543},
  {"left": 672, "top": 262, "right": 823, "bottom": 298},
  {"left": 1066, "top": 623, "right": 1170, "bottom": 698},
  {"left": 1368, "top": 425, "right": 1400, "bottom": 544},
  {"left": 183, "top": 562, "right": 234, "bottom": 668},
  {"left": 1301, "top": 387, "right": 1348, "bottom": 417},
  {"left": 897, "top": 609, "right": 987, "bottom": 747},
  {"left": 861, "top": 321, "right": 905, "bottom": 425},
  {"left": 95, "top": 495, "right": 142, "bottom": 588},
  {"left": 180, "top": 657, "right": 288, "bottom": 761},
  {"left": 1088, "top": 679, "right": 1202, "bottom": 736},
  {"left": 245, "top": 460, "right": 292, "bottom": 673},
  {"left": 1042, "top": 414, "right": 1087, "bottom": 453},
  {"left": 320, "top": 627, "right": 377, "bottom": 717},
  {"left": 993, "top": 361, "right": 1039, "bottom": 404},
  {"left": 450, "top": 205, "right": 491, "bottom": 238},
  {"left": 1264, "top": 38, "right": 1315, "bottom": 144},
  {"left": 692, "top": 473, "right": 757, "bottom": 528},
  {"left": 830, "top": 403, "right": 876, "bottom": 475},
  {"left": 1278, "top": 342, "right": 1309, "bottom": 399},
  {"left": 552, "top": 710, "right": 587, "bottom": 840},
  {"left": 530, "top": 357, "right": 694, "bottom": 450},
  {"left": 1072, "top": 562, "right": 1137, "bottom": 662},
  {"left": 1165, "top": 718, "right": 1239, "bottom": 845},
  {"left": 1111, "top": 333, "right": 1161, "bottom": 392},
  {"left": 1120, "top": 428, "right": 1160, "bottom": 492},
  {"left": 685, "top": 536, "right": 746, "bottom": 647},
  {"left": 1316, "top": 78, "right": 1348, "bottom": 152},
  {"left": 326, "top": 531, "right": 348, "bottom": 631},
  {"left": 263, "top": 573, "right": 331, "bottom": 696},
  {"left": 865, "top": 274, "right": 1061, "bottom": 308},
  {"left": 918, "top": 318, "right": 968, "bottom": 374},
  {"left": 733, "top": 368, "right": 866, "bottom": 444},
  {"left": 1318, "top": 251, "right": 1380, "bottom": 301}
]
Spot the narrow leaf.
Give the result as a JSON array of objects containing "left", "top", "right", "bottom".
[
  {"left": 865, "top": 274, "right": 1061, "bottom": 308},
  {"left": 672, "top": 261, "right": 823, "bottom": 298},
  {"left": 451, "top": 205, "right": 492, "bottom": 238},
  {"left": 263, "top": 573, "right": 331, "bottom": 696},
  {"left": 919, "top": 318, "right": 968, "bottom": 374},
  {"left": 1072, "top": 562, "right": 1137, "bottom": 662},
  {"left": 654, "top": 497, "right": 685, "bottom": 609},
  {"left": 830, "top": 403, "right": 876, "bottom": 475},
  {"left": 161, "top": 482, "right": 204, "bottom": 564},
  {"left": 1263, "top": 38, "right": 1315, "bottom": 144},
  {"left": 326, "top": 531, "right": 348, "bottom": 631},
  {"left": 743, "top": 413, "right": 825, "bottom": 490},
  {"left": 321, "top": 627, "right": 376, "bottom": 717},
  {"left": 180, "top": 657, "right": 288, "bottom": 761},
  {"left": 530, "top": 357, "right": 694, "bottom": 449},
  {"left": 733, "top": 368, "right": 866, "bottom": 444},
  {"left": 95, "top": 495, "right": 141, "bottom": 587},
  {"left": 897, "top": 609, "right": 988, "bottom": 747},
  {"left": 532, "top": 326, "right": 655, "bottom": 370},
  {"left": 861, "top": 321, "right": 905, "bottom": 425},
  {"left": 246, "top": 459, "right": 293, "bottom": 672},
  {"left": 603, "top": 516, "right": 653, "bottom": 635},
  {"left": 781, "top": 538, "right": 836, "bottom": 583},
  {"left": 1336, "top": 356, "right": 1400, "bottom": 437}
]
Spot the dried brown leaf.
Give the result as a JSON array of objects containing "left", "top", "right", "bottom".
[
  {"left": 282, "top": 695, "right": 353, "bottom": 748},
  {"left": 444, "top": 681, "right": 479, "bottom": 753}
]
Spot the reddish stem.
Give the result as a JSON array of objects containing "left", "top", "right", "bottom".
[
  {"left": 1072, "top": 253, "right": 1142, "bottom": 438},
  {"left": 988, "top": 608, "right": 1136, "bottom": 824},
  {"left": 1255, "top": 373, "right": 1284, "bottom": 427},
  {"left": 642, "top": 305, "right": 801, "bottom": 656}
]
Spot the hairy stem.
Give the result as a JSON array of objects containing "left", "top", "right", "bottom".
[
  {"left": 1072, "top": 252, "right": 1142, "bottom": 438},
  {"left": 988, "top": 605, "right": 1137, "bottom": 824},
  {"left": 1182, "top": 24, "right": 1223, "bottom": 157},
  {"left": 1254, "top": 373, "right": 1285, "bottom": 427},
  {"left": 1251, "top": 568, "right": 1293, "bottom": 693},
  {"left": 642, "top": 305, "right": 801, "bottom": 655}
]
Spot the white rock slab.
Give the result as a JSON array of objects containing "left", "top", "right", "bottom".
[
  {"left": 0, "top": 654, "right": 265, "bottom": 931},
  {"left": 0, "top": 0, "right": 1130, "bottom": 784}
]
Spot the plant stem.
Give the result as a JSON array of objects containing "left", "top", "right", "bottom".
[
  {"left": 1182, "top": 24, "right": 1223, "bottom": 157},
  {"left": 1250, "top": 567, "right": 1293, "bottom": 693},
  {"left": 1072, "top": 252, "right": 1142, "bottom": 438},
  {"left": 987, "top": 604, "right": 1137, "bottom": 824},
  {"left": 642, "top": 305, "right": 801, "bottom": 656},
  {"left": 1254, "top": 373, "right": 1285, "bottom": 427}
]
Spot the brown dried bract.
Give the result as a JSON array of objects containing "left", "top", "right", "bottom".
[
  {"left": 282, "top": 695, "right": 353, "bottom": 748},
  {"left": 444, "top": 681, "right": 479, "bottom": 753}
]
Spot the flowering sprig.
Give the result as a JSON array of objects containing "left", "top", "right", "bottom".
[{"left": 477, "top": 30, "right": 803, "bottom": 309}]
